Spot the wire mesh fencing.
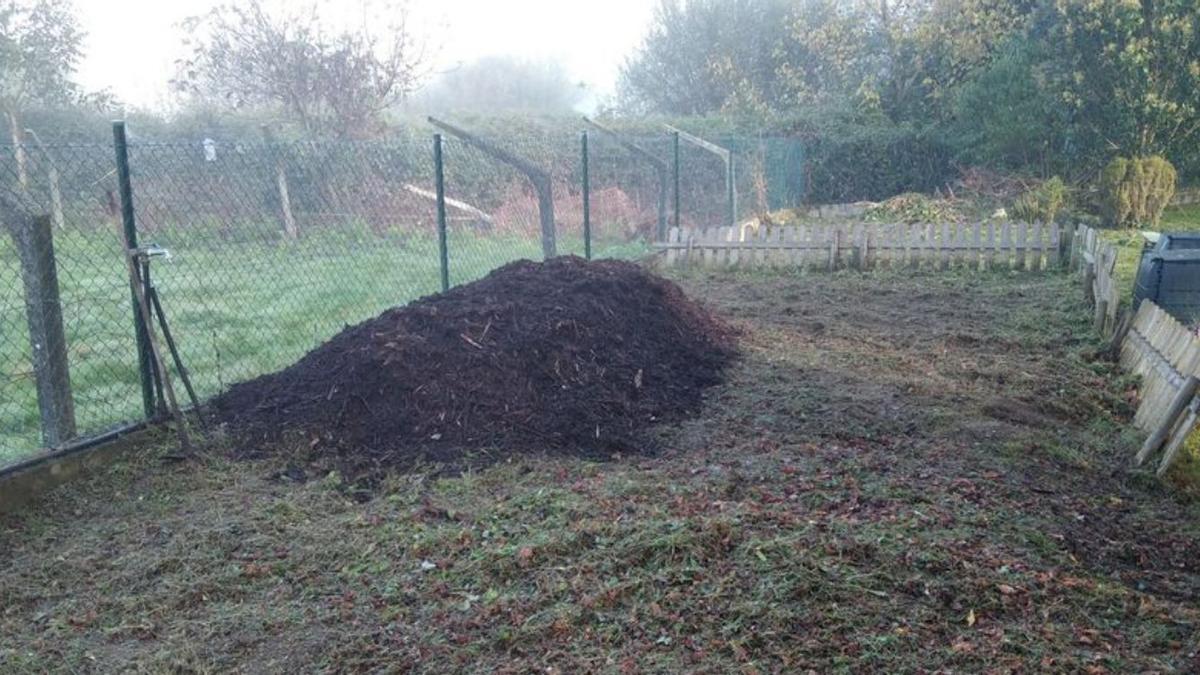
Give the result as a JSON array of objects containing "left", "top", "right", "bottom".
[
  {"left": 2, "top": 141, "right": 138, "bottom": 460},
  {"left": 587, "top": 132, "right": 674, "bottom": 251},
  {"left": 0, "top": 122, "right": 806, "bottom": 467}
]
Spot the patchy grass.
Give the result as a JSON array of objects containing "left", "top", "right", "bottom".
[{"left": 3, "top": 270, "right": 1199, "bottom": 672}]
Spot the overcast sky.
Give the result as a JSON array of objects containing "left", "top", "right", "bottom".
[{"left": 71, "top": 0, "right": 657, "bottom": 113}]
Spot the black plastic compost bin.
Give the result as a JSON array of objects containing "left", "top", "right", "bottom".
[{"left": 1134, "top": 233, "right": 1200, "bottom": 323}]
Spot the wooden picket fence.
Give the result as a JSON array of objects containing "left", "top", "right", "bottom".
[
  {"left": 1120, "top": 300, "right": 1200, "bottom": 476},
  {"left": 1068, "top": 223, "right": 1200, "bottom": 477},
  {"left": 656, "top": 221, "right": 1063, "bottom": 271},
  {"left": 1066, "top": 224, "right": 1121, "bottom": 336}
]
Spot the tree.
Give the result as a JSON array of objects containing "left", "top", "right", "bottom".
[
  {"left": 618, "top": 0, "right": 797, "bottom": 116},
  {"left": 773, "top": 1, "right": 886, "bottom": 112},
  {"left": 952, "top": 38, "right": 1068, "bottom": 173},
  {"left": 618, "top": 0, "right": 1035, "bottom": 122},
  {"left": 175, "top": 0, "right": 427, "bottom": 138},
  {"left": 1040, "top": 0, "right": 1200, "bottom": 163},
  {"left": 413, "top": 56, "right": 585, "bottom": 115},
  {"left": 875, "top": 0, "right": 1036, "bottom": 121},
  {"left": 0, "top": 0, "right": 84, "bottom": 188}
]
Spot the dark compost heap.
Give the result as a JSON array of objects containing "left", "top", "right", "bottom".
[{"left": 212, "top": 257, "right": 735, "bottom": 478}]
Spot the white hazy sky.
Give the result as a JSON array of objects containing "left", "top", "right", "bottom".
[{"left": 72, "top": 0, "right": 658, "bottom": 111}]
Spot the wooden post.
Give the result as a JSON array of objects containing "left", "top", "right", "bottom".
[
  {"left": 1104, "top": 310, "right": 1133, "bottom": 361},
  {"left": 1083, "top": 260, "right": 1096, "bottom": 306},
  {"left": 46, "top": 164, "right": 64, "bottom": 231},
  {"left": 5, "top": 210, "right": 76, "bottom": 446},
  {"left": 1158, "top": 399, "right": 1200, "bottom": 478},
  {"left": 909, "top": 223, "right": 920, "bottom": 270},
  {"left": 24, "top": 129, "right": 65, "bottom": 230},
  {"left": 261, "top": 126, "right": 298, "bottom": 240},
  {"left": 278, "top": 167, "right": 298, "bottom": 239},
  {"left": 1136, "top": 375, "right": 1199, "bottom": 466},
  {"left": 7, "top": 110, "right": 29, "bottom": 191},
  {"left": 1094, "top": 298, "right": 1109, "bottom": 335},
  {"left": 431, "top": 116, "right": 556, "bottom": 258}
]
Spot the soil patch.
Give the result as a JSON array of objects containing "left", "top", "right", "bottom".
[{"left": 211, "top": 257, "right": 735, "bottom": 479}]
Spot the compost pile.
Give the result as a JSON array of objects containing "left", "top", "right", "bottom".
[{"left": 212, "top": 257, "right": 735, "bottom": 478}]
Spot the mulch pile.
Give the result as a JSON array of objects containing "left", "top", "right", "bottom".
[{"left": 212, "top": 257, "right": 735, "bottom": 479}]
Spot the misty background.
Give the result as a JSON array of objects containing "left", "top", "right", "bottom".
[{"left": 70, "top": 0, "right": 652, "bottom": 116}]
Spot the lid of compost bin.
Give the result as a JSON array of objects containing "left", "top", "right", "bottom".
[{"left": 1160, "top": 233, "right": 1200, "bottom": 251}]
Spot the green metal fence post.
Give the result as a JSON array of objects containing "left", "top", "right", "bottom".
[
  {"left": 112, "top": 121, "right": 156, "bottom": 418},
  {"left": 727, "top": 151, "right": 737, "bottom": 227},
  {"left": 582, "top": 131, "right": 591, "bottom": 260},
  {"left": 672, "top": 131, "right": 681, "bottom": 229},
  {"left": 434, "top": 133, "right": 450, "bottom": 293}
]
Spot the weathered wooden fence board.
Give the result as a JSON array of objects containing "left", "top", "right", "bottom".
[
  {"left": 657, "top": 222, "right": 1062, "bottom": 273},
  {"left": 1068, "top": 224, "right": 1121, "bottom": 337},
  {"left": 1119, "top": 300, "right": 1200, "bottom": 475}
]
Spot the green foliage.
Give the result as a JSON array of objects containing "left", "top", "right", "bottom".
[
  {"left": 617, "top": 0, "right": 798, "bottom": 116},
  {"left": 951, "top": 39, "right": 1068, "bottom": 173},
  {"left": 1099, "top": 156, "right": 1178, "bottom": 228},
  {"left": 621, "top": 0, "right": 1037, "bottom": 123},
  {"left": 1042, "top": 0, "right": 1200, "bottom": 167},
  {"left": 0, "top": 0, "right": 85, "bottom": 113},
  {"left": 618, "top": 0, "right": 1200, "bottom": 184},
  {"left": 801, "top": 117, "right": 955, "bottom": 203},
  {"left": 1010, "top": 177, "right": 1067, "bottom": 224}
]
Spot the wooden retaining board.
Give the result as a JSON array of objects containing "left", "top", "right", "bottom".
[
  {"left": 658, "top": 222, "right": 1061, "bottom": 271},
  {"left": 1120, "top": 301, "right": 1200, "bottom": 432}
]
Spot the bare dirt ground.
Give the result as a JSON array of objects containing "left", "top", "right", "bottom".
[{"left": 3, "top": 269, "right": 1200, "bottom": 673}]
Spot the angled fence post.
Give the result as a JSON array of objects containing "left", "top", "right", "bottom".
[
  {"left": 665, "top": 124, "right": 737, "bottom": 227},
  {"left": 434, "top": 133, "right": 450, "bottom": 292},
  {"left": 112, "top": 121, "right": 157, "bottom": 418},
  {"left": 428, "top": 116, "right": 556, "bottom": 259},
  {"left": 4, "top": 206, "right": 76, "bottom": 447},
  {"left": 583, "top": 116, "right": 669, "bottom": 241}
]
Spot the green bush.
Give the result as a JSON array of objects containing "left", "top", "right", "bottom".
[
  {"left": 1099, "top": 156, "right": 1177, "bottom": 228},
  {"left": 802, "top": 124, "right": 954, "bottom": 203},
  {"left": 1010, "top": 176, "right": 1067, "bottom": 223}
]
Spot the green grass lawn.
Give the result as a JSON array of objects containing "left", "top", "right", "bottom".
[{"left": 1, "top": 224, "right": 648, "bottom": 466}]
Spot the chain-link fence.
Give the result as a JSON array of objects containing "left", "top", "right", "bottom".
[{"left": 1, "top": 122, "right": 805, "bottom": 467}]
